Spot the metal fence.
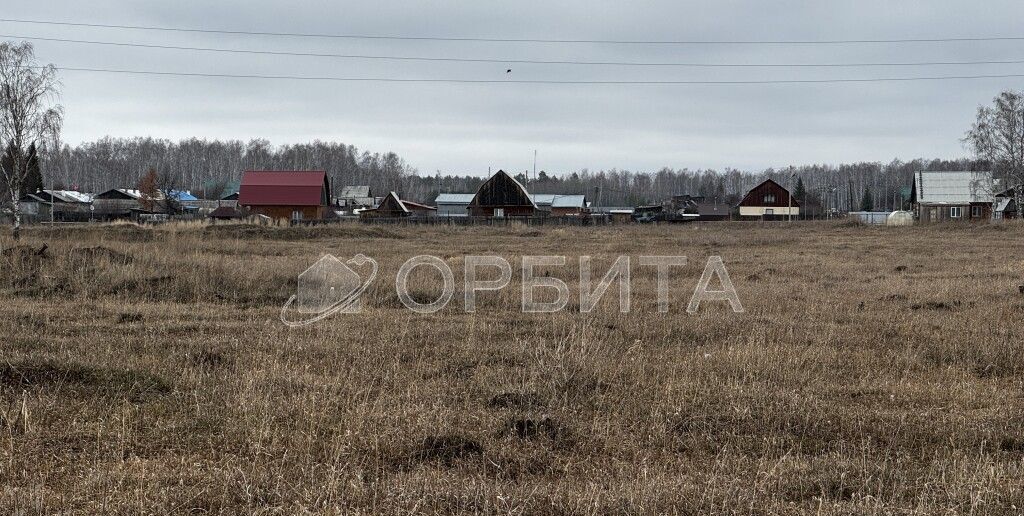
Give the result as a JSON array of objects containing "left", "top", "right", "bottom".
[{"left": 358, "top": 215, "right": 614, "bottom": 226}]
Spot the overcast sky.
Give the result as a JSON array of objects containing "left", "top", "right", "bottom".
[{"left": 10, "top": 1, "right": 1024, "bottom": 175}]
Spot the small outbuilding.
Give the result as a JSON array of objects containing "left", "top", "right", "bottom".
[
  {"left": 531, "top": 194, "right": 588, "bottom": 216},
  {"left": 337, "top": 185, "right": 375, "bottom": 208},
  {"left": 208, "top": 206, "right": 244, "bottom": 221},
  {"left": 435, "top": 193, "right": 475, "bottom": 217},
  {"left": 887, "top": 210, "right": 914, "bottom": 226},
  {"left": 360, "top": 191, "right": 436, "bottom": 219}
]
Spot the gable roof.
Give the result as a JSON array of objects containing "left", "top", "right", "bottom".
[
  {"left": 238, "top": 170, "right": 329, "bottom": 206},
  {"left": 209, "top": 206, "right": 243, "bottom": 218},
  {"left": 95, "top": 188, "right": 148, "bottom": 200},
  {"left": 20, "top": 190, "right": 93, "bottom": 204},
  {"left": 435, "top": 193, "right": 476, "bottom": 204},
  {"left": 738, "top": 179, "right": 799, "bottom": 208},
  {"left": 378, "top": 191, "right": 409, "bottom": 213},
  {"left": 167, "top": 190, "right": 198, "bottom": 202},
  {"left": 339, "top": 185, "right": 371, "bottom": 198},
  {"left": 469, "top": 170, "right": 537, "bottom": 209},
  {"left": 914, "top": 171, "right": 993, "bottom": 204}
]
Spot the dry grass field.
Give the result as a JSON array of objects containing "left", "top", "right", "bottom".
[{"left": 1, "top": 220, "right": 1023, "bottom": 514}]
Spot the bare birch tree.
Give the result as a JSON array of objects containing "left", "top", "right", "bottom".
[
  {"left": 0, "top": 42, "right": 62, "bottom": 239},
  {"left": 964, "top": 90, "right": 1024, "bottom": 218}
]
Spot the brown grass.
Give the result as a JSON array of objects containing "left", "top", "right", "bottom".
[{"left": 1, "top": 220, "right": 1023, "bottom": 514}]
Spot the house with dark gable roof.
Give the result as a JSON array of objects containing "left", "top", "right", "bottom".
[
  {"left": 738, "top": 179, "right": 799, "bottom": 219},
  {"left": 360, "top": 191, "right": 436, "bottom": 218},
  {"left": 237, "top": 170, "right": 331, "bottom": 221},
  {"left": 468, "top": 170, "right": 538, "bottom": 217}
]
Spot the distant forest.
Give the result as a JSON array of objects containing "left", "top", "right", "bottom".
[{"left": 41, "top": 136, "right": 984, "bottom": 213}]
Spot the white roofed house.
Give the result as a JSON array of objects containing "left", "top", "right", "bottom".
[
  {"left": 18, "top": 190, "right": 94, "bottom": 222},
  {"left": 434, "top": 193, "right": 475, "bottom": 217},
  {"left": 911, "top": 171, "right": 994, "bottom": 223},
  {"left": 337, "top": 185, "right": 375, "bottom": 208},
  {"left": 530, "top": 194, "right": 589, "bottom": 216}
]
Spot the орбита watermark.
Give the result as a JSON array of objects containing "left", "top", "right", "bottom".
[{"left": 280, "top": 254, "right": 743, "bottom": 327}]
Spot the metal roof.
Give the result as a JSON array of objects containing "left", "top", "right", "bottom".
[
  {"left": 114, "top": 189, "right": 144, "bottom": 200},
  {"left": 238, "top": 170, "right": 328, "bottom": 206},
  {"left": 168, "top": 190, "right": 198, "bottom": 201},
  {"left": 914, "top": 171, "right": 994, "bottom": 204},
  {"left": 551, "top": 195, "right": 587, "bottom": 208},
  {"left": 435, "top": 193, "right": 476, "bottom": 204}
]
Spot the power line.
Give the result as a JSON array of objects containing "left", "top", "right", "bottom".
[
  {"left": 11, "top": 33, "right": 1024, "bottom": 68},
  {"left": 48, "top": 65, "right": 1024, "bottom": 84},
  {"left": 3, "top": 17, "right": 1024, "bottom": 45}
]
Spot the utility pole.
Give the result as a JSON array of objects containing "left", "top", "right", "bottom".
[
  {"left": 532, "top": 149, "right": 537, "bottom": 190},
  {"left": 788, "top": 168, "right": 795, "bottom": 223}
]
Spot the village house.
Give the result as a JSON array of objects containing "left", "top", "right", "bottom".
[
  {"left": 337, "top": 185, "right": 376, "bottom": 209},
  {"left": 19, "top": 190, "right": 93, "bottom": 222},
  {"left": 359, "top": 191, "right": 436, "bottom": 219},
  {"left": 435, "top": 172, "right": 589, "bottom": 219},
  {"left": 993, "top": 186, "right": 1018, "bottom": 220},
  {"left": 468, "top": 170, "right": 538, "bottom": 217},
  {"left": 92, "top": 188, "right": 149, "bottom": 220},
  {"left": 531, "top": 194, "right": 589, "bottom": 216},
  {"left": 911, "top": 171, "right": 993, "bottom": 222},
  {"left": 737, "top": 179, "right": 800, "bottom": 219},
  {"left": 435, "top": 193, "right": 475, "bottom": 217},
  {"left": 208, "top": 205, "right": 244, "bottom": 221},
  {"left": 237, "top": 170, "right": 331, "bottom": 221}
]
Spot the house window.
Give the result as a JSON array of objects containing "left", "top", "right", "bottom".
[
  {"left": 292, "top": 210, "right": 303, "bottom": 220},
  {"left": 765, "top": 208, "right": 774, "bottom": 215},
  {"left": 971, "top": 205, "right": 982, "bottom": 218},
  {"left": 494, "top": 208, "right": 505, "bottom": 218},
  {"left": 763, "top": 194, "right": 776, "bottom": 204},
  {"left": 950, "top": 206, "right": 962, "bottom": 218}
]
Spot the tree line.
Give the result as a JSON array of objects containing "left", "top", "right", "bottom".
[{"left": 38, "top": 136, "right": 982, "bottom": 215}]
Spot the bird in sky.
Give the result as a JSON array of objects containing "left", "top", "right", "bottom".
[{"left": 506, "top": 69, "right": 512, "bottom": 73}]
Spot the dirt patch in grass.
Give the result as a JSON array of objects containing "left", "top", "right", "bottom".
[
  {"left": 0, "top": 360, "right": 172, "bottom": 401},
  {"left": 116, "top": 312, "right": 144, "bottom": 324},
  {"left": 910, "top": 300, "right": 963, "bottom": 311},
  {"left": 407, "top": 435, "right": 484, "bottom": 466},
  {"left": 187, "top": 349, "right": 234, "bottom": 370},
  {"left": 501, "top": 416, "right": 573, "bottom": 448}
]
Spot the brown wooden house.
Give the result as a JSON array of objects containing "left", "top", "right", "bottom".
[
  {"left": 738, "top": 179, "right": 799, "bottom": 219},
  {"left": 93, "top": 189, "right": 149, "bottom": 220},
  {"left": 360, "top": 191, "right": 436, "bottom": 218},
  {"left": 912, "top": 171, "right": 993, "bottom": 223},
  {"left": 468, "top": 170, "right": 538, "bottom": 217},
  {"left": 237, "top": 170, "right": 330, "bottom": 221}
]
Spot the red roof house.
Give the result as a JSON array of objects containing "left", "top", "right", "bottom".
[{"left": 238, "top": 170, "right": 330, "bottom": 220}]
